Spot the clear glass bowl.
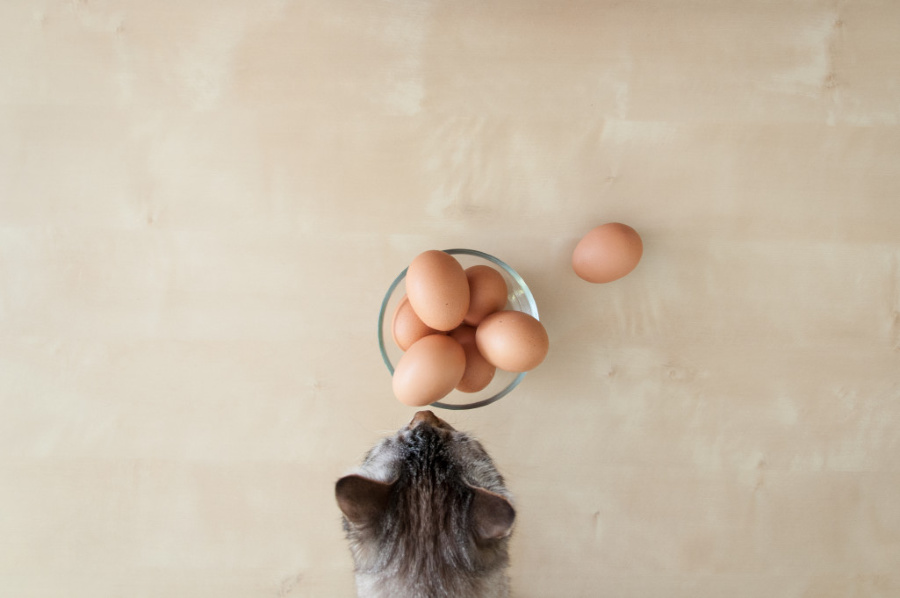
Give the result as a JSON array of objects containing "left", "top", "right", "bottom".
[{"left": 378, "top": 249, "right": 539, "bottom": 410}]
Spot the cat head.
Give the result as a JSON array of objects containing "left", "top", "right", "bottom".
[{"left": 335, "top": 410, "right": 515, "bottom": 597}]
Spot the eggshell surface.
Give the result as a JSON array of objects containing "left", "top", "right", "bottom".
[
  {"left": 449, "top": 325, "right": 496, "bottom": 393},
  {"left": 392, "top": 334, "right": 466, "bottom": 406},
  {"left": 476, "top": 310, "right": 549, "bottom": 373},
  {"left": 392, "top": 295, "right": 440, "bottom": 351},
  {"left": 572, "top": 222, "right": 643, "bottom": 283},
  {"left": 463, "top": 265, "right": 509, "bottom": 326},
  {"left": 406, "top": 250, "right": 470, "bottom": 331}
]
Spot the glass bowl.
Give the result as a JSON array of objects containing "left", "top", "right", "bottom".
[{"left": 377, "top": 249, "right": 539, "bottom": 410}]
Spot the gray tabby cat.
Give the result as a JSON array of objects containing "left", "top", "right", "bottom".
[{"left": 335, "top": 410, "right": 516, "bottom": 598}]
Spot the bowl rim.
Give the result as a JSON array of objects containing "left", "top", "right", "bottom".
[{"left": 377, "top": 248, "right": 539, "bottom": 410}]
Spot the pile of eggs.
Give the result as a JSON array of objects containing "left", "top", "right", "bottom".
[{"left": 390, "top": 250, "right": 549, "bottom": 407}]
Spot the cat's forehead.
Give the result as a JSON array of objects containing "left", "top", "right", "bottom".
[
  {"left": 359, "top": 425, "right": 498, "bottom": 486},
  {"left": 358, "top": 436, "right": 403, "bottom": 483}
]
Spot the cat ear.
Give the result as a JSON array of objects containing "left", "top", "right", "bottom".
[
  {"left": 335, "top": 474, "right": 394, "bottom": 526},
  {"left": 471, "top": 487, "right": 516, "bottom": 541}
]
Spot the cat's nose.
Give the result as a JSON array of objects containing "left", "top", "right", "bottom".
[{"left": 409, "top": 410, "right": 445, "bottom": 429}]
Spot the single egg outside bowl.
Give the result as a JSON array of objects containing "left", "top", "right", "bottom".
[{"left": 378, "top": 249, "right": 539, "bottom": 410}]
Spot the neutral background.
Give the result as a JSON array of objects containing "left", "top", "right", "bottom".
[{"left": 2, "top": 1, "right": 899, "bottom": 596}]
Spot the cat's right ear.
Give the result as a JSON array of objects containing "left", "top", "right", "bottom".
[
  {"left": 335, "top": 474, "right": 394, "bottom": 526},
  {"left": 471, "top": 487, "right": 516, "bottom": 541}
]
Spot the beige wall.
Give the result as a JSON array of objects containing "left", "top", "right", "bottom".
[{"left": 2, "top": 1, "right": 899, "bottom": 596}]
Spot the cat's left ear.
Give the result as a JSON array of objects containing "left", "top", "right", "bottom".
[
  {"left": 471, "top": 487, "right": 516, "bottom": 541},
  {"left": 335, "top": 474, "right": 394, "bottom": 527}
]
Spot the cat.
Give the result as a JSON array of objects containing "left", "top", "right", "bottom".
[{"left": 335, "top": 410, "right": 516, "bottom": 598}]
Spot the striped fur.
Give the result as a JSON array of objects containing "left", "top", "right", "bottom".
[{"left": 336, "top": 411, "right": 514, "bottom": 598}]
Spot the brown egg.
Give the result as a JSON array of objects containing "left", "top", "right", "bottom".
[
  {"left": 572, "top": 222, "right": 643, "bottom": 283},
  {"left": 406, "top": 250, "right": 470, "bottom": 331},
  {"left": 475, "top": 310, "right": 549, "bottom": 373},
  {"left": 392, "top": 295, "right": 441, "bottom": 351},
  {"left": 463, "top": 265, "right": 509, "bottom": 326},
  {"left": 449, "top": 324, "right": 496, "bottom": 393},
  {"left": 392, "top": 334, "right": 466, "bottom": 407}
]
